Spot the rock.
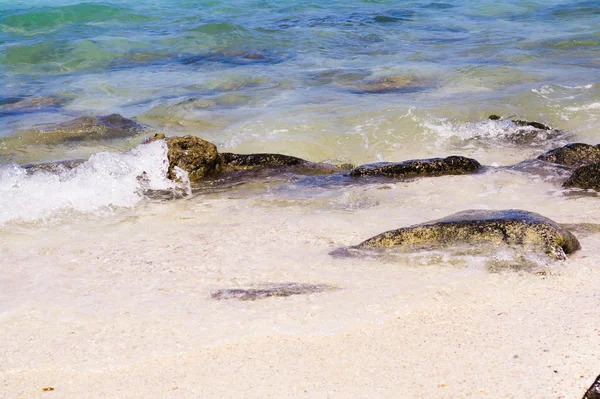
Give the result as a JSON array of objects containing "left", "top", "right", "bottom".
[
  {"left": 0, "top": 95, "right": 72, "bottom": 115},
  {"left": 211, "top": 283, "right": 337, "bottom": 301},
  {"left": 354, "top": 75, "right": 429, "bottom": 94},
  {"left": 164, "top": 135, "right": 223, "bottom": 181},
  {"left": 584, "top": 375, "right": 600, "bottom": 399},
  {"left": 486, "top": 115, "right": 567, "bottom": 146},
  {"left": 537, "top": 143, "right": 600, "bottom": 168},
  {"left": 23, "top": 159, "right": 85, "bottom": 174},
  {"left": 4, "top": 114, "right": 143, "bottom": 146},
  {"left": 488, "top": 115, "right": 550, "bottom": 130},
  {"left": 563, "top": 162, "right": 600, "bottom": 191},
  {"left": 342, "top": 210, "right": 580, "bottom": 260},
  {"left": 222, "top": 152, "right": 311, "bottom": 169},
  {"left": 349, "top": 156, "right": 481, "bottom": 178}
]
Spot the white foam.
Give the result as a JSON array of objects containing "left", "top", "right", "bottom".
[
  {"left": 422, "top": 118, "right": 535, "bottom": 145},
  {"left": 564, "top": 102, "right": 600, "bottom": 112},
  {"left": 0, "top": 140, "right": 189, "bottom": 225}
]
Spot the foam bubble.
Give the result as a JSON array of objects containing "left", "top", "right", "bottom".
[{"left": 0, "top": 140, "right": 189, "bottom": 225}]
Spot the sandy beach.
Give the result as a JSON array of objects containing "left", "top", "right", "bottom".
[{"left": 1, "top": 189, "right": 599, "bottom": 398}]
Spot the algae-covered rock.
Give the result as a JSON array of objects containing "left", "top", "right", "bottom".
[
  {"left": 350, "top": 156, "right": 481, "bottom": 178},
  {"left": 537, "top": 143, "right": 600, "bottom": 168},
  {"left": 563, "top": 162, "right": 600, "bottom": 191},
  {"left": 4, "top": 114, "right": 144, "bottom": 146},
  {"left": 164, "top": 135, "right": 223, "bottom": 181},
  {"left": 347, "top": 209, "right": 580, "bottom": 260},
  {"left": 583, "top": 375, "right": 600, "bottom": 399},
  {"left": 211, "top": 283, "right": 337, "bottom": 301}
]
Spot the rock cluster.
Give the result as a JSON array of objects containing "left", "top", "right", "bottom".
[{"left": 18, "top": 116, "right": 599, "bottom": 266}]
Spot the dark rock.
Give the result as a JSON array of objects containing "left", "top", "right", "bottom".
[
  {"left": 341, "top": 210, "right": 580, "bottom": 260},
  {"left": 512, "top": 119, "right": 550, "bottom": 131},
  {"left": 584, "top": 375, "right": 600, "bottom": 399},
  {"left": 485, "top": 115, "right": 566, "bottom": 146},
  {"left": 350, "top": 156, "right": 481, "bottom": 178},
  {"left": 563, "top": 162, "right": 600, "bottom": 191},
  {"left": 4, "top": 114, "right": 144, "bottom": 146},
  {"left": 164, "top": 135, "right": 223, "bottom": 181},
  {"left": 22, "top": 159, "right": 85, "bottom": 174},
  {"left": 488, "top": 115, "right": 550, "bottom": 130},
  {"left": 538, "top": 143, "right": 600, "bottom": 168},
  {"left": 222, "top": 152, "right": 311, "bottom": 169},
  {"left": 211, "top": 283, "right": 337, "bottom": 301}
]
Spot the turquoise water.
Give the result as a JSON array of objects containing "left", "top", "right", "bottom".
[
  {"left": 2, "top": 1, "right": 598, "bottom": 142},
  {"left": 0, "top": 0, "right": 599, "bottom": 222}
]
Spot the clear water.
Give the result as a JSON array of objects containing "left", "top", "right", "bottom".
[{"left": 1, "top": 0, "right": 599, "bottom": 222}]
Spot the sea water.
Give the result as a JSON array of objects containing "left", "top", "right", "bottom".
[{"left": 0, "top": 0, "right": 599, "bottom": 387}]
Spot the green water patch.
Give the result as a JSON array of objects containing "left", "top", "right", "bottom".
[
  {"left": 1, "top": 38, "right": 172, "bottom": 75},
  {"left": 188, "top": 22, "right": 249, "bottom": 35},
  {"left": 1, "top": 3, "right": 152, "bottom": 35}
]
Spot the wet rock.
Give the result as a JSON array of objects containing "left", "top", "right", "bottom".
[
  {"left": 537, "top": 143, "right": 600, "bottom": 168},
  {"left": 340, "top": 210, "right": 580, "bottom": 260},
  {"left": 211, "top": 283, "right": 337, "bottom": 301},
  {"left": 5, "top": 114, "right": 144, "bottom": 146},
  {"left": 489, "top": 115, "right": 551, "bottom": 131},
  {"left": 486, "top": 115, "right": 566, "bottom": 146},
  {"left": 583, "top": 375, "right": 600, "bottom": 399},
  {"left": 164, "top": 135, "right": 223, "bottom": 181},
  {"left": 23, "top": 159, "right": 85, "bottom": 174},
  {"left": 222, "top": 152, "right": 311, "bottom": 169},
  {"left": 563, "top": 162, "right": 600, "bottom": 191},
  {"left": 350, "top": 156, "right": 481, "bottom": 178}
]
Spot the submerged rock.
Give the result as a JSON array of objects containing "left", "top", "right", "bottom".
[
  {"left": 537, "top": 143, "right": 600, "bottom": 168},
  {"left": 563, "top": 162, "right": 600, "bottom": 191},
  {"left": 342, "top": 210, "right": 580, "bottom": 260},
  {"left": 23, "top": 159, "right": 85, "bottom": 174},
  {"left": 583, "top": 375, "right": 600, "bottom": 399},
  {"left": 164, "top": 135, "right": 223, "bottom": 181},
  {"left": 211, "top": 283, "right": 336, "bottom": 301},
  {"left": 4, "top": 114, "right": 144, "bottom": 146},
  {"left": 0, "top": 95, "right": 73, "bottom": 115},
  {"left": 354, "top": 75, "right": 430, "bottom": 94},
  {"left": 350, "top": 156, "right": 481, "bottom": 178}
]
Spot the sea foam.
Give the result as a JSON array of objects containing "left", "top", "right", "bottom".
[{"left": 0, "top": 140, "right": 188, "bottom": 225}]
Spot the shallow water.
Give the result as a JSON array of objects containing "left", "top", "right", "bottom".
[{"left": 0, "top": 1, "right": 599, "bottom": 396}]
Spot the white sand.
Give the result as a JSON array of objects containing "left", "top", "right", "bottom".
[{"left": 1, "top": 173, "right": 599, "bottom": 398}]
